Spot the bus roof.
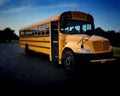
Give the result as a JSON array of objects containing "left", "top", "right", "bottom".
[{"left": 19, "top": 11, "right": 93, "bottom": 31}]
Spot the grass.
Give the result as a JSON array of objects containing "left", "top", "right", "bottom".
[
  {"left": 0, "top": 41, "right": 19, "bottom": 45},
  {"left": 113, "top": 47, "right": 120, "bottom": 58}
]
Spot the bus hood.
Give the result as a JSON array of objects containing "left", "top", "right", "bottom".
[
  {"left": 65, "top": 34, "right": 109, "bottom": 42},
  {"left": 65, "top": 34, "right": 111, "bottom": 53}
]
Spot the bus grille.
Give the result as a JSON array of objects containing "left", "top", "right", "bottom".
[{"left": 93, "top": 41, "right": 110, "bottom": 52}]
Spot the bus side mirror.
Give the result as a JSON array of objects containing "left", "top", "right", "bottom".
[
  {"left": 61, "top": 18, "right": 67, "bottom": 28},
  {"left": 86, "top": 30, "right": 93, "bottom": 36}
]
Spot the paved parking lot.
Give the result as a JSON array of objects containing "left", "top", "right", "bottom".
[{"left": 0, "top": 44, "right": 119, "bottom": 95}]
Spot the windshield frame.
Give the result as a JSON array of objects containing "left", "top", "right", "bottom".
[{"left": 60, "top": 19, "right": 94, "bottom": 34}]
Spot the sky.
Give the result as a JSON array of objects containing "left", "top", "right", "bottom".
[{"left": 0, "top": 0, "right": 120, "bottom": 35}]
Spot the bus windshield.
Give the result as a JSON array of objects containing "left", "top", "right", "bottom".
[{"left": 60, "top": 20, "right": 94, "bottom": 34}]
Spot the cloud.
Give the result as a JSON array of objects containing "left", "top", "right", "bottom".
[
  {"left": 35, "top": 3, "right": 78, "bottom": 10},
  {"left": 0, "top": 2, "right": 78, "bottom": 14},
  {"left": 0, "top": 5, "right": 32, "bottom": 14},
  {"left": 0, "top": 0, "right": 10, "bottom": 6},
  {"left": 57, "top": 3, "right": 78, "bottom": 8}
]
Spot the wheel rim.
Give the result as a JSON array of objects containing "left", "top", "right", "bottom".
[{"left": 65, "top": 56, "right": 72, "bottom": 66}]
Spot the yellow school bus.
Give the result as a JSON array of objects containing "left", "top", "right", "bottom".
[{"left": 19, "top": 11, "right": 116, "bottom": 72}]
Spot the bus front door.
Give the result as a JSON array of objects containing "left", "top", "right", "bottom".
[{"left": 51, "top": 21, "right": 59, "bottom": 63}]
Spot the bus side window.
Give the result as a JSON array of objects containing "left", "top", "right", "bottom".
[
  {"left": 37, "top": 25, "right": 41, "bottom": 35},
  {"left": 31, "top": 27, "right": 35, "bottom": 36},
  {"left": 30, "top": 28, "right": 34, "bottom": 36},
  {"left": 45, "top": 23, "right": 49, "bottom": 35},
  {"left": 20, "top": 31, "right": 24, "bottom": 37},
  {"left": 34, "top": 27, "right": 38, "bottom": 36},
  {"left": 41, "top": 25, "right": 44, "bottom": 35},
  {"left": 41, "top": 25, "right": 45, "bottom": 35}
]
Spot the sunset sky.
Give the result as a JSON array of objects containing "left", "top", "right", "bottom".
[{"left": 0, "top": 0, "right": 120, "bottom": 35}]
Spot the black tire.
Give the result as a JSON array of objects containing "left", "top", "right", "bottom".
[
  {"left": 63, "top": 51, "right": 76, "bottom": 73},
  {"left": 25, "top": 44, "right": 30, "bottom": 55}
]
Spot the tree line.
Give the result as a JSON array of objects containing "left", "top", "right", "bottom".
[
  {"left": 0, "top": 28, "right": 19, "bottom": 43},
  {"left": 94, "top": 27, "right": 120, "bottom": 47}
]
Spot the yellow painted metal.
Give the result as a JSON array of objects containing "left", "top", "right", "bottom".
[{"left": 19, "top": 11, "right": 115, "bottom": 65}]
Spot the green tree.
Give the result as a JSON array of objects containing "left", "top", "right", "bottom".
[
  {"left": 94, "top": 27, "right": 105, "bottom": 36},
  {"left": 0, "top": 28, "right": 19, "bottom": 43},
  {"left": 95, "top": 27, "right": 120, "bottom": 46}
]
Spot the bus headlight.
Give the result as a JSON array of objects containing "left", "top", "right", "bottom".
[{"left": 78, "top": 48, "right": 92, "bottom": 54}]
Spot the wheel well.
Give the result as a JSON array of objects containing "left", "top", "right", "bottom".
[{"left": 62, "top": 48, "right": 74, "bottom": 61}]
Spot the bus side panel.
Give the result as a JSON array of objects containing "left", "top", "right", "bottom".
[
  {"left": 28, "top": 46, "right": 50, "bottom": 54},
  {"left": 19, "top": 36, "right": 51, "bottom": 55}
]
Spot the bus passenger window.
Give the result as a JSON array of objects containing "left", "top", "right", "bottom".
[
  {"left": 20, "top": 31, "right": 24, "bottom": 36},
  {"left": 37, "top": 25, "right": 41, "bottom": 35},
  {"left": 31, "top": 27, "right": 37, "bottom": 36},
  {"left": 45, "top": 23, "right": 49, "bottom": 35},
  {"left": 42, "top": 25, "right": 45, "bottom": 35},
  {"left": 34, "top": 27, "right": 38, "bottom": 36}
]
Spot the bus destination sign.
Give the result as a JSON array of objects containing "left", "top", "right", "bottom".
[{"left": 72, "top": 12, "right": 87, "bottom": 20}]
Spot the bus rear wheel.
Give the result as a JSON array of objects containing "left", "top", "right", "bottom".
[
  {"left": 25, "top": 44, "right": 30, "bottom": 55},
  {"left": 63, "top": 51, "right": 76, "bottom": 73}
]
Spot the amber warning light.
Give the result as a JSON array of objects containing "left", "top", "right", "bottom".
[
  {"left": 63, "top": 13, "right": 72, "bottom": 18},
  {"left": 72, "top": 12, "right": 87, "bottom": 20}
]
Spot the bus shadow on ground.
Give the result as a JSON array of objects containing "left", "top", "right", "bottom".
[
  {"left": 24, "top": 51, "right": 50, "bottom": 61},
  {"left": 23, "top": 52, "right": 120, "bottom": 83}
]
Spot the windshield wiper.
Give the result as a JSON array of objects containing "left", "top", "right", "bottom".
[
  {"left": 78, "top": 30, "right": 93, "bottom": 48},
  {"left": 77, "top": 35, "right": 93, "bottom": 48}
]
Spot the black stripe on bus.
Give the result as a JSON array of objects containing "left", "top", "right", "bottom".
[
  {"left": 20, "top": 43, "right": 50, "bottom": 49},
  {"left": 20, "top": 35, "right": 50, "bottom": 37},
  {"left": 20, "top": 40, "right": 50, "bottom": 43},
  {"left": 29, "top": 44, "right": 50, "bottom": 49}
]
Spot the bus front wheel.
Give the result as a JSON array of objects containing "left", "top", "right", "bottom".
[{"left": 63, "top": 51, "right": 76, "bottom": 73}]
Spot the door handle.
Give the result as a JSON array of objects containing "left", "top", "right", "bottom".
[{"left": 53, "top": 41, "right": 58, "bottom": 43}]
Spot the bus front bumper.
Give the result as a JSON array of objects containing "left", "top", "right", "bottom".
[
  {"left": 90, "top": 58, "right": 117, "bottom": 63},
  {"left": 75, "top": 52, "right": 117, "bottom": 64}
]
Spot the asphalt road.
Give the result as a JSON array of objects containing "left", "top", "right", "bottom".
[{"left": 0, "top": 44, "right": 119, "bottom": 95}]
